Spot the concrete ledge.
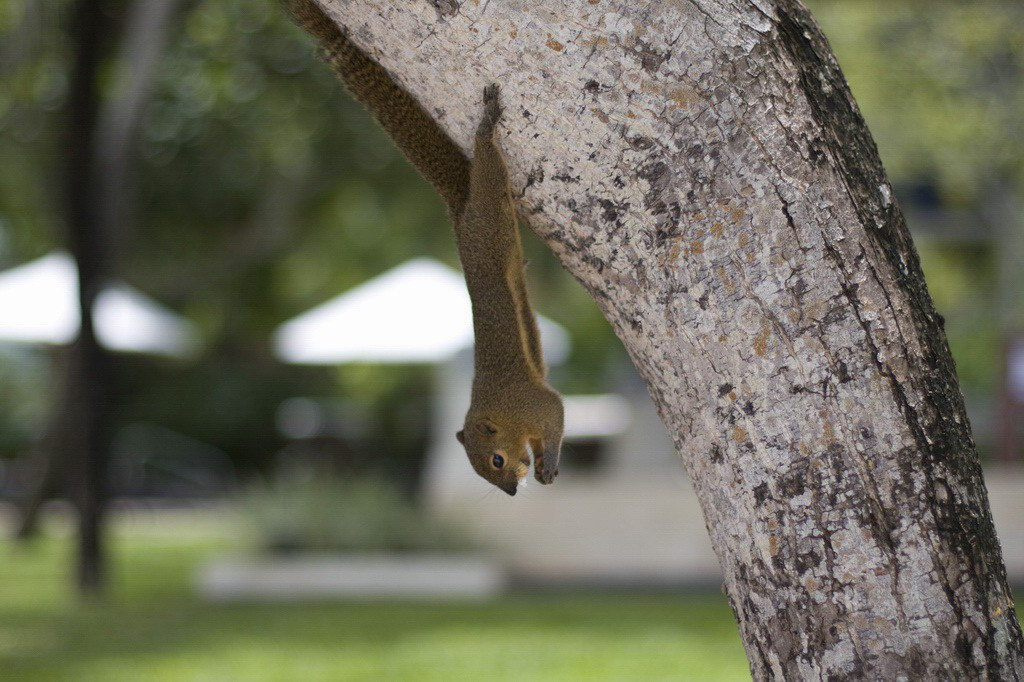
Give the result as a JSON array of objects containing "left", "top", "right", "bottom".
[{"left": 198, "top": 555, "right": 507, "bottom": 601}]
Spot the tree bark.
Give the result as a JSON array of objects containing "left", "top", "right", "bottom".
[{"left": 296, "top": 0, "right": 1024, "bottom": 677}]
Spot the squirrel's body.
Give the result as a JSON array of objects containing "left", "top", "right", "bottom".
[{"left": 286, "top": 0, "right": 563, "bottom": 493}]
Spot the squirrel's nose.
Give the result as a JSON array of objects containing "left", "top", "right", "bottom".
[{"left": 504, "top": 485, "right": 517, "bottom": 496}]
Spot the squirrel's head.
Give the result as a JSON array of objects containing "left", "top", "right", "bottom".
[{"left": 456, "top": 417, "right": 530, "bottom": 496}]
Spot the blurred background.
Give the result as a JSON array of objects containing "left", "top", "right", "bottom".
[{"left": 0, "top": 0, "right": 1022, "bottom": 679}]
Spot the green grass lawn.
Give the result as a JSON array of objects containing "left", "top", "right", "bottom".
[{"left": 0, "top": 511, "right": 750, "bottom": 681}]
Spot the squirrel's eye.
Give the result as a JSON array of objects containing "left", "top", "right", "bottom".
[{"left": 491, "top": 453, "right": 505, "bottom": 469}]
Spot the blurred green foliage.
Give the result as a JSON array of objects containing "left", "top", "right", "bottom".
[
  {"left": 808, "top": 0, "right": 1024, "bottom": 395},
  {"left": 242, "top": 471, "right": 469, "bottom": 554},
  {"left": 810, "top": 1, "right": 1024, "bottom": 204},
  {"left": 0, "top": 0, "right": 1021, "bottom": 470},
  {"left": 914, "top": 241, "right": 1000, "bottom": 392},
  {"left": 0, "top": 348, "right": 52, "bottom": 456}
]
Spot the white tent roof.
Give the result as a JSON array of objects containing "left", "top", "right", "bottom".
[
  {"left": 0, "top": 252, "right": 200, "bottom": 358},
  {"left": 274, "top": 258, "right": 570, "bottom": 365}
]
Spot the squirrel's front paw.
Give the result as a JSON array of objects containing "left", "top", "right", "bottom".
[
  {"left": 480, "top": 84, "right": 502, "bottom": 128},
  {"left": 483, "top": 83, "right": 500, "bottom": 107},
  {"left": 534, "top": 450, "right": 558, "bottom": 485}
]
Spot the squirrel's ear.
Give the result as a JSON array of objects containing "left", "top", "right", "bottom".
[
  {"left": 456, "top": 429, "right": 465, "bottom": 444},
  {"left": 476, "top": 419, "right": 498, "bottom": 436}
]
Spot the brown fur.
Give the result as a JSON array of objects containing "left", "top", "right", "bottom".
[{"left": 284, "top": 0, "right": 564, "bottom": 494}]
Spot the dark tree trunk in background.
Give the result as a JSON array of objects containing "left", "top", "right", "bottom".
[
  {"left": 294, "top": 0, "right": 1024, "bottom": 677},
  {"left": 63, "top": 0, "right": 111, "bottom": 596},
  {"left": 17, "top": 0, "right": 181, "bottom": 594}
]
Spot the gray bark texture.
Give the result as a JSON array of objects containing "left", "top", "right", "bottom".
[{"left": 297, "top": 0, "right": 1024, "bottom": 678}]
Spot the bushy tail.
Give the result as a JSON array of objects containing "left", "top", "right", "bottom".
[{"left": 283, "top": 0, "right": 470, "bottom": 214}]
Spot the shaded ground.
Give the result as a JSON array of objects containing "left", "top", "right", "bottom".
[{"left": 0, "top": 510, "right": 749, "bottom": 681}]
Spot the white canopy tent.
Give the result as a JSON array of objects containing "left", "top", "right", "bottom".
[
  {"left": 0, "top": 252, "right": 200, "bottom": 358},
  {"left": 273, "top": 258, "right": 570, "bottom": 365}
]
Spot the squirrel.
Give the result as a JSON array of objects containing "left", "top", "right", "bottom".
[{"left": 284, "top": 0, "right": 563, "bottom": 495}]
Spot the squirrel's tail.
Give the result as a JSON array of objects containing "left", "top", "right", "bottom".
[{"left": 283, "top": 0, "right": 470, "bottom": 214}]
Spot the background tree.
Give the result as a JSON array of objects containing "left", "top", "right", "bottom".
[
  {"left": 14, "top": 0, "right": 186, "bottom": 595},
  {"left": 56, "top": 0, "right": 112, "bottom": 595},
  {"left": 287, "top": 0, "right": 1024, "bottom": 677}
]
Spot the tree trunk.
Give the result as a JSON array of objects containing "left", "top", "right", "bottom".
[
  {"left": 296, "top": 0, "right": 1024, "bottom": 677},
  {"left": 63, "top": 0, "right": 111, "bottom": 596},
  {"left": 18, "top": 0, "right": 182, "bottom": 592}
]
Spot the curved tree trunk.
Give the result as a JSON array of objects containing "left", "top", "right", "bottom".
[{"left": 296, "top": 1, "right": 1024, "bottom": 677}]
